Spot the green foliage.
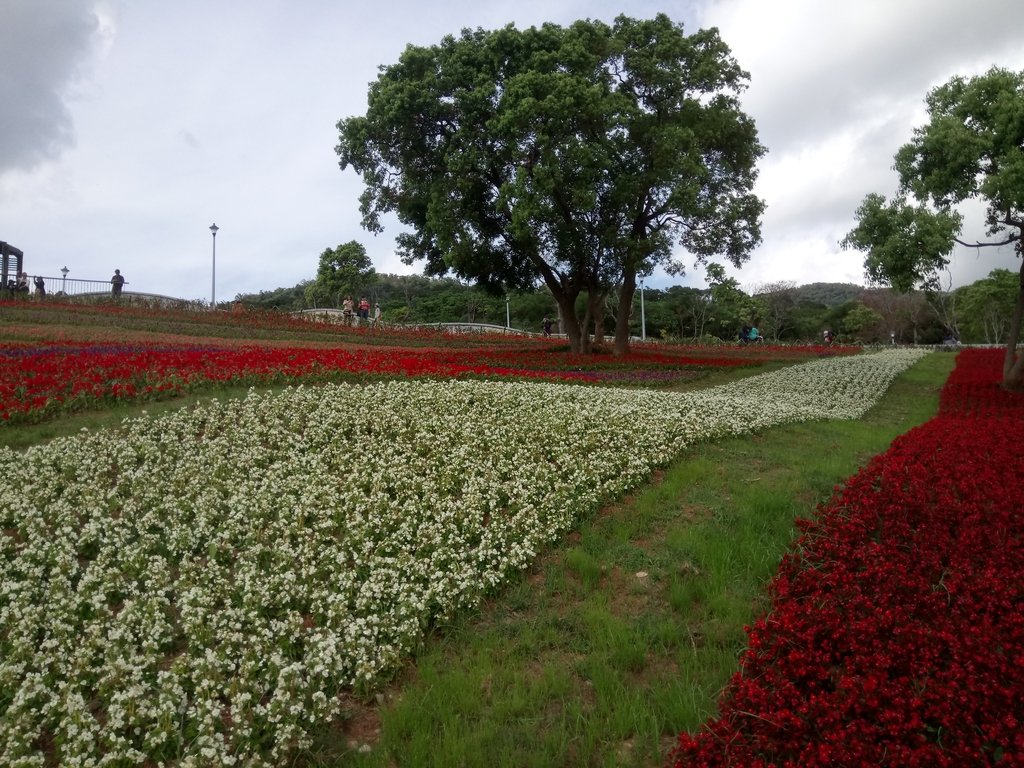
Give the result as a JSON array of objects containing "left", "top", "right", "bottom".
[
  {"left": 337, "top": 14, "right": 765, "bottom": 353},
  {"left": 658, "top": 285, "right": 713, "bottom": 340},
  {"left": 307, "top": 241, "right": 377, "bottom": 307},
  {"left": 705, "top": 262, "right": 757, "bottom": 338},
  {"left": 789, "top": 282, "right": 864, "bottom": 308},
  {"left": 752, "top": 281, "right": 797, "bottom": 342},
  {"left": 232, "top": 269, "right": 1016, "bottom": 346},
  {"left": 841, "top": 302, "right": 885, "bottom": 343},
  {"left": 232, "top": 281, "right": 311, "bottom": 311},
  {"left": 841, "top": 193, "right": 962, "bottom": 291},
  {"left": 842, "top": 66, "right": 1024, "bottom": 386},
  {"left": 956, "top": 268, "right": 1020, "bottom": 343}
]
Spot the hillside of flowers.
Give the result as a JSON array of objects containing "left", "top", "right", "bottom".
[
  {"left": 0, "top": 349, "right": 927, "bottom": 766},
  {"left": 0, "top": 335, "right": 855, "bottom": 426},
  {"left": 670, "top": 347, "right": 1024, "bottom": 767}
]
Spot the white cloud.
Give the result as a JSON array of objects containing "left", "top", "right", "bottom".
[
  {"left": 0, "top": 0, "right": 112, "bottom": 173},
  {"left": 1, "top": 0, "right": 1022, "bottom": 301}
]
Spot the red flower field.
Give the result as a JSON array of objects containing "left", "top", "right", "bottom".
[
  {"left": 670, "top": 348, "right": 1024, "bottom": 767},
  {"left": 0, "top": 332, "right": 851, "bottom": 425}
]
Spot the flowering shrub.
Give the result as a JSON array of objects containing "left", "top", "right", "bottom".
[
  {"left": 0, "top": 349, "right": 927, "bottom": 766},
  {"left": 670, "top": 348, "right": 1024, "bottom": 767},
  {"left": 0, "top": 338, "right": 857, "bottom": 425}
]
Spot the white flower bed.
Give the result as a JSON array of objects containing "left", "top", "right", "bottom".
[{"left": 0, "top": 348, "right": 929, "bottom": 766}]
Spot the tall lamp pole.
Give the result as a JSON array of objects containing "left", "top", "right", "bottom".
[
  {"left": 60, "top": 266, "right": 69, "bottom": 295},
  {"left": 506, "top": 295, "right": 510, "bottom": 329},
  {"left": 639, "top": 278, "right": 646, "bottom": 342},
  {"left": 209, "top": 223, "right": 219, "bottom": 308}
]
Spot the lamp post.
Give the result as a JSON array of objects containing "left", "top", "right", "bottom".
[
  {"left": 506, "top": 295, "right": 510, "bottom": 329},
  {"left": 209, "top": 223, "right": 219, "bottom": 308},
  {"left": 639, "top": 278, "right": 646, "bottom": 342},
  {"left": 60, "top": 266, "right": 68, "bottom": 295}
]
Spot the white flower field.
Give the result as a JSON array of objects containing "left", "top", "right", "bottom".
[{"left": 0, "top": 348, "right": 929, "bottom": 766}]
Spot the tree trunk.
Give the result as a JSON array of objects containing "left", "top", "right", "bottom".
[
  {"left": 579, "top": 299, "right": 593, "bottom": 354},
  {"left": 1002, "top": 261, "right": 1024, "bottom": 391},
  {"left": 613, "top": 276, "right": 637, "bottom": 356},
  {"left": 554, "top": 292, "right": 584, "bottom": 352},
  {"left": 590, "top": 291, "right": 606, "bottom": 347}
]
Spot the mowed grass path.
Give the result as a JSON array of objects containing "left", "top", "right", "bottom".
[{"left": 306, "top": 352, "right": 955, "bottom": 768}]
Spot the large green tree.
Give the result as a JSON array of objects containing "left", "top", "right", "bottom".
[
  {"left": 704, "top": 261, "right": 755, "bottom": 339},
  {"left": 958, "top": 268, "right": 1020, "bottom": 344},
  {"left": 842, "top": 67, "right": 1024, "bottom": 389},
  {"left": 336, "top": 14, "right": 764, "bottom": 354},
  {"left": 306, "top": 241, "right": 376, "bottom": 308}
]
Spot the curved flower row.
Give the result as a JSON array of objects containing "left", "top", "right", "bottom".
[
  {"left": 0, "top": 339, "right": 856, "bottom": 425},
  {"left": 0, "top": 349, "right": 928, "bottom": 766},
  {"left": 671, "top": 348, "right": 1024, "bottom": 766}
]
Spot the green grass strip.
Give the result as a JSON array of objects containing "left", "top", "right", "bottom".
[{"left": 313, "top": 352, "right": 955, "bottom": 768}]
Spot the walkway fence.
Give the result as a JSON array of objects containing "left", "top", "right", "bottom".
[
  {"left": 3, "top": 275, "right": 125, "bottom": 297},
  {"left": 289, "top": 309, "right": 537, "bottom": 336},
  {"left": 0, "top": 276, "right": 203, "bottom": 310}
]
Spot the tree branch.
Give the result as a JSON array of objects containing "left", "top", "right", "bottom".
[{"left": 953, "top": 235, "right": 1020, "bottom": 248}]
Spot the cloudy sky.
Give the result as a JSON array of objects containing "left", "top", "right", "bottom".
[{"left": 2, "top": 0, "right": 1022, "bottom": 302}]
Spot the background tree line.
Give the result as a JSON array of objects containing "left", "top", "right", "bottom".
[{"left": 234, "top": 257, "right": 1018, "bottom": 345}]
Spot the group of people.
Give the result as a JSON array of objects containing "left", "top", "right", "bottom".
[
  {"left": 4, "top": 269, "right": 126, "bottom": 298},
  {"left": 741, "top": 325, "right": 836, "bottom": 345},
  {"left": 5, "top": 271, "right": 46, "bottom": 296},
  {"left": 341, "top": 295, "right": 382, "bottom": 327}
]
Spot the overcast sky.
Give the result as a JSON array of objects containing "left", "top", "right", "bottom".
[{"left": 2, "top": 0, "right": 1023, "bottom": 302}]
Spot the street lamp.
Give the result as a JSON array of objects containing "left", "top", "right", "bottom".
[
  {"left": 209, "top": 223, "right": 219, "bottom": 308},
  {"left": 639, "top": 278, "right": 646, "bottom": 342},
  {"left": 506, "top": 295, "right": 510, "bottom": 329},
  {"left": 60, "top": 266, "right": 68, "bottom": 294}
]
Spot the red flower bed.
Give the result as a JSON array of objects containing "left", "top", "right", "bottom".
[
  {"left": 671, "top": 348, "right": 1024, "bottom": 767},
  {"left": 0, "top": 329, "right": 858, "bottom": 424},
  {"left": 0, "top": 342, "right": 575, "bottom": 423}
]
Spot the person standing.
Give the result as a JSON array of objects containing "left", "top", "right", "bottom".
[
  {"left": 111, "top": 269, "right": 125, "bottom": 296},
  {"left": 373, "top": 302, "right": 382, "bottom": 327},
  {"left": 358, "top": 296, "right": 370, "bottom": 323},
  {"left": 33, "top": 275, "right": 46, "bottom": 297},
  {"left": 342, "top": 296, "right": 354, "bottom": 326}
]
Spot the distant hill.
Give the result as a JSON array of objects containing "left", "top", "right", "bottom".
[{"left": 789, "top": 282, "right": 865, "bottom": 307}]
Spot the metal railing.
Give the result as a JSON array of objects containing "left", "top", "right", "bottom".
[{"left": 1, "top": 275, "right": 129, "bottom": 297}]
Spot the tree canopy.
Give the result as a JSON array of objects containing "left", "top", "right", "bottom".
[
  {"left": 842, "top": 66, "right": 1024, "bottom": 389},
  {"left": 337, "top": 14, "right": 764, "bottom": 354},
  {"left": 306, "top": 241, "right": 377, "bottom": 308}
]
